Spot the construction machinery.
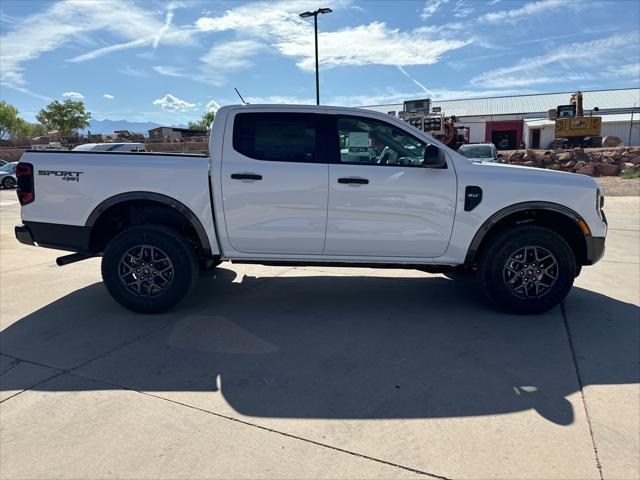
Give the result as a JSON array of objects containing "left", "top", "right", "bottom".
[
  {"left": 398, "top": 99, "right": 469, "bottom": 149},
  {"left": 549, "top": 91, "right": 602, "bottom": 148}
]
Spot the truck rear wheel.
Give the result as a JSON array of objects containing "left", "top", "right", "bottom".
[
  {"left": 478, "top": 226, "right": 576, "bottom": 314},
  {"left": 101, "top": 225, "right": 198, "bottom": 313}
]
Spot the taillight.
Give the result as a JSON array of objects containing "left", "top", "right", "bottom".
[{"left": 16, "top": 162, "right": 34, "bottom": 205}]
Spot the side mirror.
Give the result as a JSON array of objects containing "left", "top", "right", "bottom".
[{"left": 423, "top": 144, "right": 446, "bottom": 169}]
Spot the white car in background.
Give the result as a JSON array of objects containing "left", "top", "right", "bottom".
[
  {"left": 73, "top": 143, "right": 145, "bottom": 152},
  {"left": 458, "top": 143, "right": 500, "bottom": 162}
]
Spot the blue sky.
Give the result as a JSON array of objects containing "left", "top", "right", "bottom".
[{"left": 1, "top": 0, "right": 639, "bottom": 125}]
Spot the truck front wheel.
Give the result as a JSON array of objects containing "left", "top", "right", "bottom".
[
  {"left": 101, "top": 225, "right": 198, "bottom": 313},
  {"left": 479, "top": 226, "right": 576, "bottom": 314}
]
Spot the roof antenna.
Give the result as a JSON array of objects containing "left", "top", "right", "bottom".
[{"left": 234, "top": 88, "right": 248, "bottom": 104}]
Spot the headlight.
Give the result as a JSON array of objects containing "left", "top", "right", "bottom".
[{"left": 596, "top": 188, "right": 605, "bottom": 221}]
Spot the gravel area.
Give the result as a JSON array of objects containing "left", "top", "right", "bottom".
[{"left": 596, "top": 176, "right": 640, "bottom": 196}]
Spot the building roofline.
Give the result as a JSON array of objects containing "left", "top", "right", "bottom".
[{"left": 358, "top": 87, "right": 640, "bottom": 108}]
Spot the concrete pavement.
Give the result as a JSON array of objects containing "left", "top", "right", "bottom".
[{"left": 0, "top": 189, "right": 638, "bottom": 479}]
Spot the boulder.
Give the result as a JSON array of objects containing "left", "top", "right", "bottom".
[
  {"left": 542, "top": 154, "right": 554, "bottom": 165},
  {"left": 602, "top": 136, "right": 622, "bottom": 148},
  {"left": 625, "top": 155, "right": 640, "bottom": 165},
  {"left": 596, "top": 163, "right": 619, "bottom": 176},
  {"left": 574, "top": 160, "right": 588, "bottom": 169},
  {"left": 522, "top": 153, "right": 536, "bottom": 163},
  {"left": 548, "top": 164, "right": 561, "bottom": 170},
  {"left": 556, "top": 152, "right": 572, "bottom": 162},
  {"left": 602, "top": 156, "right": 615, "bottom": 165},
  {"left": 509, "top": 151, "right": 524, "bottom": 162},
  {"left": 610, "top": 152, "right": 622, "bottom": 161},
  {"left": 575, "top": 165, "right": 595, "bottom": 176},
  {"left": 523, "top": 160, "right": 536, "bottom": 167},
  {"left": 621, "top": 162, "right": 636, "bottom": 174}
]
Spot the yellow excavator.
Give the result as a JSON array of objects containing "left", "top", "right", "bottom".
[{"left": 549, "top": 91, "right": 602, "bottom": 148}]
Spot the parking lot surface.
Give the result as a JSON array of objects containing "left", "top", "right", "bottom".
[{"left": 1, "top": 188, "right": 638, "bottom": 479}]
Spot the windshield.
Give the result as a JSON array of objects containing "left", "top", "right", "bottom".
[
  {"left": 0, "top": 163, "right": 16, "bottom": 172},
  {"left": 458, "top": 145, "right": 494, "bottom": 158}
]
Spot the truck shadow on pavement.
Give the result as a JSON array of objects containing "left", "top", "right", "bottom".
[{"left": 1, "top": 267, "right": 638, "bottom": 426}]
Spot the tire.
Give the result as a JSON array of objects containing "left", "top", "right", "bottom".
[
  {"left": 2, "top": 177, "right": 16, "bottom": 189},
  {"left": 478, "top": 225, "right": 576, "bottom": 314},
  {"left": 101, "top": 225, "right": 198, "bottom": 313}
]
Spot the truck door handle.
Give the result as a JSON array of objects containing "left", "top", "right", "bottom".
[
  {"left": 338, "top": 177, "right": 369, "bottom": 185},
  {"left": 231, "top": 173, "right": 262, "bottom": 181}
]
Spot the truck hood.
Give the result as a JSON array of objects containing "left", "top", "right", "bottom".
[{"left": 470, "top": 159, "right": 599, "bottom": 190}]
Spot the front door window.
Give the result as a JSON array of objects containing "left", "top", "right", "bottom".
[{"left": 337, "top": 116, "right": 426, "bottom": 167}]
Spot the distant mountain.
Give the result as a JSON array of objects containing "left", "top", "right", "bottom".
[{"left": 82, "top": 119, "right": 188, "bottom": 137}]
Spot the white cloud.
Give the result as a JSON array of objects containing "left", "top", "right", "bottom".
[
  {"left": 194, "top": 1, "right": 470, "bottom": 74},
  {"left": 118, "top": 65, "right": 150, "bottom": 78},
  {"left": 283, "top": 22, "right": 470, "bottom": 71},
  {"left": 479, "top": 0, "right": 583, "bottom": 24},
  {"left": 152, "top": 65, "right": 186, "bottom": 77},
  {"left": 206, "top": 100, "right": 221, "bottom": 113},
  {"left": 103, "top": 93, "right": 114, "bottom": 100},
  {"left": 68, "top": 38, "right": 149, "bottom": 63},
  {"left": 452, "top": 0, "right": 473, "bottom": 18},
  {"left": 194, "top": 39, "right": 266, "bottom": 86},
  {"left": 470, "top": 35, "right": 630, "bottom": 88},
  {"left": 201, "top": 40, "right": 265, "bottom": 71},
  {"left": 421, "top": 0, "right": 449, "bottom": 19},
  {"left": 0, "top": 0, "right": 195, "bottom": 86},
  {"left": 153, "top": 93, "right": 196, "bottom": 112},
  {"left": 62, "top": 91, "right": 84, "bottom": 99},
  {"left": 0, "top": 83, "right": 52, "bottom": 101},
  {"left": 153, "top": 10, "right": 174, "bottom": 49},
  {"left": 397, "top": 66, "right": 434, "bottom": 96},
  {"left": 606, "top": 63, "right": 640, "bottom": 79}
]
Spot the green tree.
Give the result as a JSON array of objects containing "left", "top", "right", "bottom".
[
  {"left": 0, "top": 100, "right": 20, "bottom": 139},
  {"left": 29, "top": 123, "right": 48, "bottom": 138},
  {"left": 36, "top": 99, "right": 91, "bottom": 137},
  {"left": 10, "top": 117, "right": 32, "bottom": 140},
  {"left": 187, "top": 111, "right": 215, "bottom": 133}
]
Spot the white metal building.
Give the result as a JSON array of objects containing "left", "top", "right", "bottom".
[{"left": 362, "top": 88, "right": 640, "bottom": 149}]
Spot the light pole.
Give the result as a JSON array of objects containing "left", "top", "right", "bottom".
[{"left": 299, "top": 8, "right": 332, "bottom": 105}]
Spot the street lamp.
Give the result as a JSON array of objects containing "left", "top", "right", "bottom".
[{"left": 299, "top": 7, "right": 332, "bottom": 105}]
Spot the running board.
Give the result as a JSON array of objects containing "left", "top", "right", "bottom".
[{"left": 56, "top": 252, "right": 95, "bottom": 266}]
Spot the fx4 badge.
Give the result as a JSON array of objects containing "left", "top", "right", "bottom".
[{"left": 38, "top": 170, "right": 83, "bottom": 182}]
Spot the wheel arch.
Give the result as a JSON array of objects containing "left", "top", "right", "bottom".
[
  {"left": 465, "top": 201, "right": 590, "bottom": 266},
  {"left": 86, "top": 192, "right": 212, "bottom": 256}
]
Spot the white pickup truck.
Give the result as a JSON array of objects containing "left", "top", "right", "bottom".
[{"left": 15, "top": 105, "right": 607, "bottom": 314}]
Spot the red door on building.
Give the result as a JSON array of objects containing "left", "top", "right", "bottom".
[{"left": 485, "top": 121, "right": 523, "bottom": 150}]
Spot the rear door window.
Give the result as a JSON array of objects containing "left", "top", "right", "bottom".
[{"left": 233, "top": 113, "right": 318, "bottom": 163}]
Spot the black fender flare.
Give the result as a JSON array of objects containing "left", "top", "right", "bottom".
[
  {"left": 464, "top": 201, "right": 587, "bottom": 264},
  {"left": 85, "top": 191, "right": 212, "bottom": 255}
]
